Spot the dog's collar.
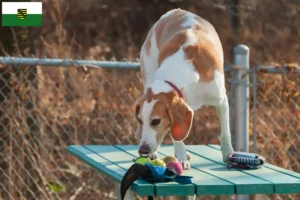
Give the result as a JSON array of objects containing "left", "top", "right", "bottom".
[{"left": 164, "top": 80, "right": 184, "bottom": 99}]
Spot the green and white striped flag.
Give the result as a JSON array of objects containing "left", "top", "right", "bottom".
[{"left": 2, "top": 2, "right": 42, "bottom": 26}]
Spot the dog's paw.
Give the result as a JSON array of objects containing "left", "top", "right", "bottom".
[
  {"left": 148, "top": 152, "right": 158, "bottom": 160},
  {"left": 179, "top": 160, "right": 191, "bottom": 170}
]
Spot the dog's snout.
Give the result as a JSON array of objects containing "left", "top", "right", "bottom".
[{"left": 138, "top": 144, "right": 150, "bottom": 154}]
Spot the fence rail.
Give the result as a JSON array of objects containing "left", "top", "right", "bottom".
[
  {"left": 1, "top": 56, "right": 299, "bottom": 72},
  {"left": 0, "top": 46, "right": 299, "bottom": 200},
  {"left": 0, "top": 57, "right": 141, "bottom": 69}
]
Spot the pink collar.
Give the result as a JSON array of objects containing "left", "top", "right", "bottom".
[{"left": 164, "top": 81, "right": 184, "bottom": 99}]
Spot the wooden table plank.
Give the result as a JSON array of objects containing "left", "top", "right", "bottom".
[
  {"left": 208, "top": 144, "right": 300, "bottom": 177},
  {"left": 154, "top": 146, "right": 235, "bottom": 195},
  {"left": 68, "top": 145, "right": 300, "bottom": 197},
  {"left": 209, "top": 144, "right": 300, "bottom": 181},
  {"left": 83, "top": 145, "right": 154, "bottom": 196},
  {"left": 67, "top": 145, "right": 123, "bottom": 181},
  {"left": 67, "top": 145, "right": 154, "bottom": 196},
  {"left": 117, "top": 145, "right": 234, "bottom": 195},
  {"left": 115, "top": 145, "right": 196, "bottom": 196},
  {"left": 183, "top": 145, "right": 273, "bottom": 194},
  {"left": 263, "top": 164, "right": 300, "bottom": 180},
  {"left": 192, "top": 145, "right": 300, "bottom": 194}
]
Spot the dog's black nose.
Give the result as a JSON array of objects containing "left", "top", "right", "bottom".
[{"left": 138, "top": 144, "right": 150, "bottom": 155}]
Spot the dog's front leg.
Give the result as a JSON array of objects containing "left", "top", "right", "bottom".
[
  {"left": 172, "top": 140, "right": 191, "bottom": 169},
  {"left": 217, "top": 95, "right": 234, "bottom": 163}
]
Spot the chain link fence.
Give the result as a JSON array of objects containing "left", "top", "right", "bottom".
[
  {"left": 0, "top": 58, "right": 144, "bottom": 200},
  {"left": 0, "top": 57, "right": 231, "bottom": 200},
  {"left": 252, "top": 66, "right": 300, "bottom": 200},
  {"left": 0, "top": 56, "right": 299, "bottom": 200}
]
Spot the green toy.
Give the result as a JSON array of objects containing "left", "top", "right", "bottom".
[
  {"left": 135, "top": 157, "right": 151, "bottom": 164},
  {"left": 150, "top": 159, "right": 166, "bottom": 167},
  {"left": 133, "top": 156, "right": 175, "bottom": 167}
]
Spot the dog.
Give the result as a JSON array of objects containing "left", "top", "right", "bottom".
[{"left": 134, "top": 9, "right": 234, "bottom": 169}]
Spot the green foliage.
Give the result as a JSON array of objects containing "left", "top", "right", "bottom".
[{"left": 46, "top": 181, "right": 66, "bottom": 193}]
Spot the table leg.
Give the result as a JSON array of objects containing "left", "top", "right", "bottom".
[
  {"left": 182, "top": 196, "right": 196, "bottom": 200},
  {"left": 115, "top": 182, "right": 132, "bottom": 200}
]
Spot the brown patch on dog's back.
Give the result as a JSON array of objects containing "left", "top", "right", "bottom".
[
  {"left": 158, "top": 31, "right": 187, "bottom": 66},
  {"left": 183, "top": 23, "right": 223, "bottom": 82},
  {"left": 155, "top": 9, "right": 223, "bottom": 80},
  {"left": 154, "top": 9, "right": 188, "bottom": 67},
  {"left": 155, "top": 9, "right": 187, "bottom": 49},
  {"left": 184, "top": 40, "right": 222, "bottom": 82}
]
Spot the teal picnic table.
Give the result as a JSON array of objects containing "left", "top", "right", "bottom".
[{"left": 67, "top": 145, "right": 300, "bottom": 199}]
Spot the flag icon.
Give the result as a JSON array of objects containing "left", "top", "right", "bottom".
[
  {"left": 17, "top": 9, "right": 27, "bottom": 20},
  {"left": 2, "top": 2, "right": 42, "bottom": 26}
]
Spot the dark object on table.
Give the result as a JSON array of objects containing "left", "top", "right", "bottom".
[
  {"left": 226, "top": 152, "right": 265, "bottom": 169},
  {"left": 120, "top": 162, "right": 193, "bottom": 200}
]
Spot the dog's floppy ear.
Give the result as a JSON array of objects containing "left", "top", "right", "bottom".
[
  {"left": 134, "top": 124, "right": 142, "bottom": 139},
  {"left": 134, "top": 95, "right": 145, "bottom": 139},
  {"left": 167, "top": 98, "right": 193, "bottom": 141},
  {"left": 134, "top": 102, "right": 142, "bottom": 123},
  {"left": 134, "top": 102, "right": 142, "bottom": 139}
]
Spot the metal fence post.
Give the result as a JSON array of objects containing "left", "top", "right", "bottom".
[
  {"left": 234, "top": 44, "right": 250, "bottom": 152},
  {"left": 234, "top": 45, "right": 250, "bottom": 200}
]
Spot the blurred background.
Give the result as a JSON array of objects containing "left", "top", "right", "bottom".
[{"left": 0, "top": 0, "right": 299, "bottom": 199}]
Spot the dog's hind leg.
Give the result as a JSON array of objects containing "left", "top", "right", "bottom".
[{"left": 216, "top": 95, "right": 234, "bottom": 163}]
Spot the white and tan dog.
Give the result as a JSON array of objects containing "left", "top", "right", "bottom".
[{"left": 134, "top": 9, "right": 234, "bottom": 169}]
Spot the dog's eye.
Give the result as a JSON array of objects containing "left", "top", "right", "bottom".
[{"left": 151, "top": 119, "right": 161, "bottom": 126}]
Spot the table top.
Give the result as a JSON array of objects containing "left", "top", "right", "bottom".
[{"left": 67, "top": 144, "right": 300, "bottom": 196}]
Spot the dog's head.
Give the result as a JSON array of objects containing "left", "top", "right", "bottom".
[{"left": 134, "top": 88, "right": 193, "bottom": 156}]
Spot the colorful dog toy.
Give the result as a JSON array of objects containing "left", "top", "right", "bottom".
[
  {"left": 150, "top": 159, "right": 166, "bottom": 167},
  {"left": 166, "top": 160, "right": 183, "bottom": 175},
  {"left": 120, "top": 163, "right": 193, "bottom": 200},
  {"left": 163, "top": 155, "right": 177, "bottom": 164},
  {"left": 135, "top": 156, "right": 151, "bottom": 164}
]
